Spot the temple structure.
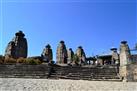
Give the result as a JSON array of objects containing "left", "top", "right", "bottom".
[
  {"left": 5, "top": 31, "right": 28, "bottom": 58},
  {"left": 67, "top": 48, "right": 74, "bottom": 64},
  {"left": 4, "top": 31, "right": 137, "bottom": 66},
  {"left": 41, "top": 44, "right": 53, "bottom": 63},
  {"left": 56, "top": 41, "right": 68, "bottom": 64},
  {"left": 120, "top": 41, "right": 131, "bottom": 66},
  {"left": 111, "top": 48, "right": 119, "bottom": 65},
  {"left": 75, "top": 46, "right": 86, "bottom": 65}
]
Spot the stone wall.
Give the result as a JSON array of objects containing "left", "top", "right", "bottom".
[
  {"left": 126, "top": 63, "right": 137, "bottom": 81},
  {"left": 119, "top": 63, "right": 137, "bottom": 82},
  {"left": 0, "top": 64, "right": 50, "bottom": 78}
]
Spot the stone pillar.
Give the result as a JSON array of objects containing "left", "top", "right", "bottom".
[
  {"left": 75, "top": 46, "right": 86, "bottom": 65},
  {"left": 120, "top": 41, "right": 131, "bottom": 66},
  {"left": 110, "top": 48, "right": 119, "bottom": 65},
  {"left": 5, "top": 31, "right": 28, "bottom": 58},
  {"left": 119, "top": 41, "right": 131, "bottom": 81},
  {"left": 56, "top": 41, "right": 68, "bottom": 64},
  {"left": 67, "top": 48, "right": 74, "bottom": 64},
  {"left": 41, "top": 44, "right": 53, "bottom": 63}
]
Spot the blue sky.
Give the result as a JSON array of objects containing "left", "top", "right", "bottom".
[{"left": 0, "top": 0, "right": 136, "bottom": 61}]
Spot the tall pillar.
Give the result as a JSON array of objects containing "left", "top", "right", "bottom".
[
  {"left": 75, "top": 46, "right": 86, "bottom": 65},
  {"left": 119, "top": 41, "right": 131, "bottom": 81},
  {"left": 56, "top": 41, "right": 68, "bottom": 64},
  {"left": 120, "top": 41, "right": 131, "bottom": 66},
  {"left": 67, "top": 48, "right": 74, "bottom": 64},
  {"left": 5, "top": 31, "right": 28, "bottom": 58},
  {"left": 41, "top": 44, "right": 53, "bottom": 63}
]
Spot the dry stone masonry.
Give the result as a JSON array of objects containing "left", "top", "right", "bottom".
[
  {"left": 5, "top": 31, "right": 28, "bottom": 58},
  {"left": 120, "top": 41, "right": 131, "bottom": 66},
  {"left": 75, "top": 46, "right": 86, "bottom": 65},
  {"left": 67, "top": 48, "right": 74, "bottom": 64},
  {"left": 41, "top": 44, "right": 53, "bottom": 63},
  {"left": 56, "top": 41, "right": 68, "bottom": 64}
]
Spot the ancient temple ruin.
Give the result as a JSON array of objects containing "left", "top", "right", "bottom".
[
  {"left": 75, "top": 46, "right": 86, "bottom": 65},
  {"left": 41, "top": 44, "right": 53, "bottom": 63},
  {"left": 111, "top": 48, "right": 119, "bottom": 65},
  {"left": 3, "top": 31, "right": 137, "bottom": 81},
  {"left": 56, "top": 41, "right": 68, "bottom": 64},
  {"left": 5, "top": 31, "right": 28, "bottom": 58},
  {"left": 120, "top": 41, "right": 131, "bottom": 66},
  {"left": 67, "top": 48, "right": 74, "bottom": 64}
]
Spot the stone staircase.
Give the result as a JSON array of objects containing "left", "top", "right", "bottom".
[
  {"left": 0, "top": 64, "right": 122, "bottom": 81},
  {"left": 49, "top": 65, "right": 122, "bottom": 81}
]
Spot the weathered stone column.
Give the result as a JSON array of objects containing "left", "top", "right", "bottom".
[
  {"left": 75, "top": 46, "right": 86, "bottom": 65},
  {"left": 67, "top": 48, "right": 74, "bottom": 64},
  {"left": 41, "top": 44, "right": 53, "bottom": 63},
  {"left": 5, "top": 31, "right": 28, "bottom": 58},
  {"left": 56, "top": 41, "right": 68, "bottom": 64},
  {"left": 119, "top": 41, "right": 131, "bottom": 81}
]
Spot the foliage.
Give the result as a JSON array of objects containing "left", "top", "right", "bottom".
[
  {"left": 17, "top": 57, "right": 26, "bottom": 63},
  {"left": 3, "top": 56, "right": 42, "bottom": 64},
  {"left": 0, "top": 55, "right": 4, "bottom": 64},
  {"left": 25, "top": 58, "right": 42, "bottom": 65},
  {"left": 4, "top": 56, "right": 16, "bottom": 63}
]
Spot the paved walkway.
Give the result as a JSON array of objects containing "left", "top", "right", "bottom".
[{"left": 0, "top": 78, "right": 137, "bottom": 91}]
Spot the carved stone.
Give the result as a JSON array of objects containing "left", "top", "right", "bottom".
[
  {"left": 75, "top": 46, "right": 86, "bottom": 65},
  {"left": 110, "top": 48, "right": 119, "bottom": 65},
  {"left": 41, "top": 44, "right": 53, "bottom": 62},
  {"left": 67, "top": 48, "right": 74, "bottom": 64},
  {"left": 120, "top": 41, "right": 131, "bottom": 66},
  {"left": 56, "top": 41, "right": 68, "bottom": 64},
  {"left": 119, "top": 41, "right": 131, "bottom": 81},
  {"left": 5, "top": 31, "right": 28, "bottom": 58}
]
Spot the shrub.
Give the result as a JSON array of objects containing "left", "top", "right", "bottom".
[
  {"left": 0, "top": 55, "right": 4, "bottom": 64},
  {"left": 17, "top": 57, "right": 26, "bottom": 63},
  {"left": 4, "top": 57, "right": 16, "bottom": 63},
  {"left": 25, "top": 58, "right": 42, "bottom": 65}
]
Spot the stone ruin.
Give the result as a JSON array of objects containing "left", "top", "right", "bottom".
[
  {"left": 120, "top": 41, "right": 131, "bottom": 66},
  {"left": 75, "top": 46, "right": 86, "bottom": 65},
  {"left": 41, "top": 44, "right": 53, "bottom": 63},
  {"left": 3, "top": 31, "right": 137, "bottom": 81},
  {"left": 5, "top": 31, "right": 28, "bottom": 58},
  {"left": 67, "top": 48, "right": 74, "bottom": 64},
  {"left": 111, "top": 48, "right": 119, "bottom": 65},
  {"left": 4, "top": 31, "right": 134, "bottom": 67},
  {"left": 56, "top": 41, "right": 68, "bottom": 64}
]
